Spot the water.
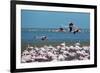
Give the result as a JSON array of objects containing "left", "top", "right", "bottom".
[{"left": 21, "top": 28, "right": 90, "bottom": 44}]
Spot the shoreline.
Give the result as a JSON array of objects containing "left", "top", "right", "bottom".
[{"left": 21, "top": 41, "right": 90, "bottom": 52}]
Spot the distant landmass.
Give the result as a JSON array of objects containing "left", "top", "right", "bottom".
[{"left": 21, "top": 28, "right": 90, "bottom": 33}]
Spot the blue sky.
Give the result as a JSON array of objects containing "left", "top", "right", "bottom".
[{"left": 21, "top": 10, "right": 90, "bottom": 29}]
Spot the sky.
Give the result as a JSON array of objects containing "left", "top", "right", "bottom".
[{"left": 21, "top": 10, "right": 90, "bottom": 29}]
